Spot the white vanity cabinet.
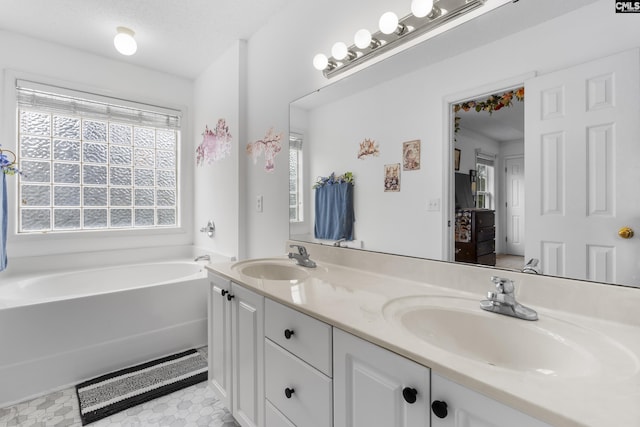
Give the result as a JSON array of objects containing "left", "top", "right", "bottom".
[
  {"left": 208, "top": 269, "right": 559, "bottom": 427},
  {"left": 208, "top": 273, "right": 265, "bottom": 427},
  {"left": 264, "top": 298, "right": 333, "bottom": 427},
  {"left": 333, "top": 328, "right": 431, "bottom": 427},
  {"left": 430, "top": 373, "right": 551, "bottom": 427}
]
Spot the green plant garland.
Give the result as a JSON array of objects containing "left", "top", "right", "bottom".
[{"left": 453, "top": 87, "right": 525, "bottom": 134}]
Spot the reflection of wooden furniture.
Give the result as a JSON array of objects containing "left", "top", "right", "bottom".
[{"left": 455, "top": 209, "right": 495, "bottom": 266}]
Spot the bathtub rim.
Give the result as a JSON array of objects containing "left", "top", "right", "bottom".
[{"left": 0, "top": 259, "right": 209, "bottom": 310}]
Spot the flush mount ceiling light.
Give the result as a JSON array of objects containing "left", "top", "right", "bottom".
[
  {"left": 114, "top": 26, "right": 137, "bottom": 56},
  {"left": 313, "top": 0, "right": 486, "bottom": 79}
]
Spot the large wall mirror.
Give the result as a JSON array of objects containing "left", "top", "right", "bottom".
[{"left": 289, "top": 0, "right": 640, "bottom": 288}]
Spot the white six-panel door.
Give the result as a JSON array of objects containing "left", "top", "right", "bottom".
[
  {"left": 505, "top": 156, "right": 525, "bottom": 256},
  {"left": 525, "top": 48, "right": 640, "bottom": 285}
]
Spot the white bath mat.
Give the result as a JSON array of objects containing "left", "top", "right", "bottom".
[{"left": 75, "top": 348, "right": 207, "bottom": 425}]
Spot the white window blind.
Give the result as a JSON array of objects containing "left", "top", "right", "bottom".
[
  {"left": 16, "top": 80, "right": 181, "bottom": 129},
  {"left": 475, "top": 149, "right": 496, "bottom": 166}
]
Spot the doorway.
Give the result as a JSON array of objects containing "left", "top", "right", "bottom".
[{"left": 450, "top": 86, "right": 525, "bottom": 271}]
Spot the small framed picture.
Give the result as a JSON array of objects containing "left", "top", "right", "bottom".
[
  {"left": 454, "top": 148, "right": 461, "bottom": 171},
  {"left": 384, "top": 163, "right": 401, "bottom": 192},
  {"left": 402, "top": 140, "right": 420, "bottom": 171}
]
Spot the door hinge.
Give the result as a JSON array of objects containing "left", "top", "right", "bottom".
[{"left": 448, "top": 220, "right": 451, "bottom": 227}]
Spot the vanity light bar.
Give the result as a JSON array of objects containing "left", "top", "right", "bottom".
[{"left": 319, "top": 0, "right": 486, "bottom": 79}]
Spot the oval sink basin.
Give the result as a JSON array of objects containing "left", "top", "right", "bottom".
[
  {"left": 232, "top": 258, "right": 311, "bottom": 281},
  {"left": 383, "top": 296, "right": 638, "bottom": 378}
]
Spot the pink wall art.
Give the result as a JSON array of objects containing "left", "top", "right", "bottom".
[
  {"left": 246, "top": 127, "right": 283, "bottom": 172},
  {"left": 196, "top": 118, "right": 232, "bottom": 166}
]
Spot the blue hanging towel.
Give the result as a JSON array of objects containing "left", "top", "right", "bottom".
[
  {"left": 0, "top": 172, "right": 7, "bottom": 271},
  {"left": 314, "top": 182, "right": 354, "bottom": 240}
]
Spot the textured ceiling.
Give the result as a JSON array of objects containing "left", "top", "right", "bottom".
[{"left": 0, "top": 0, "right": 290, "bottom": 79}]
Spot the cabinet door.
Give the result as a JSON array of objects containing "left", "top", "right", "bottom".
[
  {"left": 231, "top": 282, "right": 265, "bottom": 427},
  {"left": 333, "top": 328, "right": 430, "bottom": 427},
  {"left": 208, "top": 273, "right": 232, "bottom": 410},
  {"left": 431, "top": 373, "right": 551, "bottom": 427}
]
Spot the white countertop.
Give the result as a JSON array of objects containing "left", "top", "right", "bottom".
[{"left": 206, "top": 243, "right": 640, "bottom": 427}]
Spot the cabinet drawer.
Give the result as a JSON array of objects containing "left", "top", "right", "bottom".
[
  {"left": 476, "top": 226, "right": 495, "bottom": 242},
  {"left": 265, "top": 339, "right": 332, "bottom": 427},
  {"left": 474, "top": 210, "right": 495, "bottom": 227},
  {"left": 265, "top": 298, "right": 332, "bottom": 376},
  {"left": 477, "top": 252, "right": 496, "bottom": 266},
  {"left": 455, "top": 241, "right": 495, "bottom": 262},
  {"left": 266, "top": 400, "right": 296, "bottom": 427},
  {"left": 476, "top": 239, "right": 495, "bottom": 256}
]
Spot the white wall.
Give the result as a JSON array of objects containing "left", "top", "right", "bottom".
[
  {"left": 456, "top": 128, "right": 500, "bottom": 176},
  {"left": 192, "top": 41, "right": 246, "bottom": 260},
  {"left": 242, "top": 0, "right": 640, "bottom": 259},
  {"left": 0, "top": 30, "right": 194, "bottom": 264}
]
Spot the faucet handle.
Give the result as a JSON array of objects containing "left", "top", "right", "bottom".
[
  {"left": 490, "top": 276, "right": 514, "bottom": 294},
  {"left": 289, "top": 244, "right": 308, "bottom": 257}
]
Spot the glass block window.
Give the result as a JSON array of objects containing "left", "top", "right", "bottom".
[
  {"left": 289, "top": 134, "right": 303, "bottom": 223},
  {"left": 16, "top": 81, "right": 181, "bottom": 233}
]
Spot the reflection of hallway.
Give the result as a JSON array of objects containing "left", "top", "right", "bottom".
[
  {"left": 454, "top": 91, "right": 525, "bottom": 268},
  {"left": 495, "top": 254, "right": 524, "bottom": 271}
]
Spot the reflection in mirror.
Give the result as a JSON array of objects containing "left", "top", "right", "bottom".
[
  {"left": 289, "top": 133, "right": 304, "bottom": 224},
  {"left": 453, "top": 89, "right": 524, "bottom": 272},
  {"left": 289, "top": 0, "right": 640, "bottom": 288}
]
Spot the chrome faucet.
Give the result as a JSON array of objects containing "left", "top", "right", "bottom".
[
  {"left": 194, "top": 254, "right": 211, "bottom": 262},
  {"left": 333, "top": 238, "right": 347, "bottom": 247},
  {"left": 288, "top": 244, "right": 316, "bottom": 268},
  {"left": 522, "top": 258, "right": 541, "bottom": 274},
  {"left": 480, "top": 276, "right": 538, "bottom": 321}
]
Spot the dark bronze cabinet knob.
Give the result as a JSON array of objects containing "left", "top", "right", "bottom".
[
  {"left": 402, "top": 387, "right": 417, "bottom": 404},
  {"left": 431, "top": 400, "right": 448, "bottom": 418}
]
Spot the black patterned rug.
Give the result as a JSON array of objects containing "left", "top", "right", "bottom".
[{"left": 75, "top": 348, "right": 208, "bottom": 425}]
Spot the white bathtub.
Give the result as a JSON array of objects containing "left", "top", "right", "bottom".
[{"left": 0, "top": 260, "right": 209, "bottom": 406}]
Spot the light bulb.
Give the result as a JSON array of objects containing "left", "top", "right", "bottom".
[
  {"left": 411, "top": 0, "right": 434, "bottom": 18},
  {"left": 379, "top": 11, "right": 399, "bottom": 35},
  {"left": 354, "top": 29, "right": 372, "bottom": 49},
  {"left": 331, "top": 42, "right": 348, "bottom": 60},
  {"left": 114, "top": 26, "right": 137, "bottom": 56},
  {"left": 313, "top": 53, "right": 329, "bottom": 71}
]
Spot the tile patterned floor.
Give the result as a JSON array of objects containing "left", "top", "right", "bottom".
[
  {"left": 0, "top": 348, "right": 239, "bottom": 427},
  {"left": 0, "top": 382, "right": 238, "bottom": 427}
]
